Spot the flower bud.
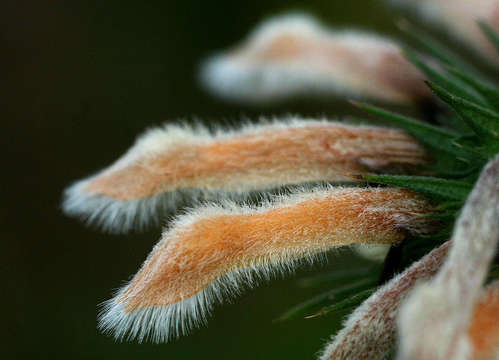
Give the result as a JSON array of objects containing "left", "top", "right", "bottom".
[
  {"left": 98, "top": 187, "right": 432, "bottom": 343},
  {"left": 63, "top": 119, "right": 427, "bottom": 232},
  {"left": 201, "top": 14, "right": 429, "bottom": 104}
]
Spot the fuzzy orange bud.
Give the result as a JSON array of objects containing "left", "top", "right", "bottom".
[
  {"left": 63, "top": 119, "right": 427, "bottom": 232},
  {"left": 98, "top": 187, "right": 432, "bottom": 343}
]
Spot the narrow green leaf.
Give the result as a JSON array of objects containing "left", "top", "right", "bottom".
[
  {"left": 432, "top": 165, "right": 482, "bottom": 179},
  {"left": 403, "top": 49, "right": 486, "bottom": 106},
  {"left": 351, "top": 102, "right": 472, "bottom": 158},
  {"left": 481, "top": 141, "right": 499, "bottom": 157},
  {"left": 427, "top": 82, "right": 499, "bottom": 138},
  {"left": 435, "top": 112, "right": 473, "bottom": 134},
  {"left": 351, "top": 102, "right": 457, "bottom": 138},
  {"left": 308, "top": 288, "right": 375, "bottom": 318},
  {"left": 448, "top": 67, "right": 499, "bottom": 112},
  {"left": 361, "top": 174, "right": 473, "bottom": 201},
  {"left": 397, "top": 19, "right": 476, "bottom": 74},
  {"left": 451, "top": 135, "right": 493, "bottom": 160},
  {"left": 275, "top": 278, "right": 376, "bottom": 322},
  {"left": 426, "top": 212, "right": 457, "bottom": 220},
  {"left": 434, "top": 201, "right": 465, "bottom": 211},
  {"left": 298, "top": 267, "right": 376, "bottom": 288}
]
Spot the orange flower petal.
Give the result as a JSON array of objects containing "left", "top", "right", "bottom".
[
  {"left": 63, "top": 119, "right": 427, "bottom": 232},
  {"left": 98, "top": 187, "right": 432, "bottom": 342}
]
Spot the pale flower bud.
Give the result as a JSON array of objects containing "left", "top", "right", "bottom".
[{"left": 201, "top": 14, "right": 429, "bottom": 104}]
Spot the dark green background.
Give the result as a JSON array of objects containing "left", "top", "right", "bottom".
[{"left": 3, "top": 1, "right": 430, "bottom": 358}]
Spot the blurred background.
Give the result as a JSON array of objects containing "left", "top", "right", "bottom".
[{"left": 2, "top": 0, "right": 436, "bottom": 358}]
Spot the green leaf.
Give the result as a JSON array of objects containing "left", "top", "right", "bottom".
[
  {"left": 481, "top": 141, "right": 499, "bottom": 157},
  {"left": 351, "top": 102, "right": 472, "bottom": 159},
  {"left": 275, "top": 278, "right": 376, "bottom": 322},
  {"left": 448, "top": 67, "right": 499, "bottom": 112},
  {"left": 427, "top": 82, "right": 499, "bottom": 139},
  {"left": 432, "top": 165, "right": 481, "bottom": 179},
  {"left": 403, "top": 49, "right": 486, "bottom": 106},
  {"left": 361, "top": 174, "right": 473, "bottom": 201},
  {"left": 434, "top": 201, "right": 465, "bottom": 211},
  {"left": 451, "top": 135, "right": 495, "bottom": 160},
  {"left": 397, "top": 19, "right": 476, "bottom": 74},
  {"left": 298, "top": 267, "right": 376, "bottom": 288},
  {"left": 308, "top": 288, "right": 375, "bottom": 318},
  {"left": 426, "top": 212, "right": 457, "bottom": 220}
]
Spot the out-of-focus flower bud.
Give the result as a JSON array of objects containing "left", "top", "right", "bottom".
[{"left": 201, "top": 14, "right": 430, "bottom": 104}]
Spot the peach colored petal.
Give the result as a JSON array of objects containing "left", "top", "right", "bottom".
[
  {"left": 63, "top": 118, "right": 427, "bottom": 232},
  {"left": 98, "top": 187, "right": 432, "bottom": 342}
]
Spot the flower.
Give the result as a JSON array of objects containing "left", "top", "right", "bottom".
[
  {"left": 63, "top": 3, "right": 499, "bottom": 358},
  {"left": 63, "top": 119, "right": 427, "bottom": 232},
  {"left": 98, "top": 187, "right": 431, "bottom": 342},
  {"left": 201, "top": 14, "right": 430, "bottom": 104}
]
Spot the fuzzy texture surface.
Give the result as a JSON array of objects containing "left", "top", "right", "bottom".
[
  {"left": 200, "top": 13, "right": 429, "bottom": 104},
  {"left": 62, "top": 118, "right": 427, "bottom": 232},
  {"left": 469, "top": 281, "right": 499, "bottom": 360},
  {"left": 319, "top": 241, "right": 450, "bottom": 360},
  {"left": 98, "top": 186, "right": 432, "bottom": 343},
  {"left": 397, "top": 155, "right": 499, "bottom": 360},
  {"left": 391, "top": 0, "right": 499, "bottom": 62}
]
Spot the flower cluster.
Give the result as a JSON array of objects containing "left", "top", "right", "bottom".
[{"left": 64, "top": 1, "right": 499, "bottom": 359}]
